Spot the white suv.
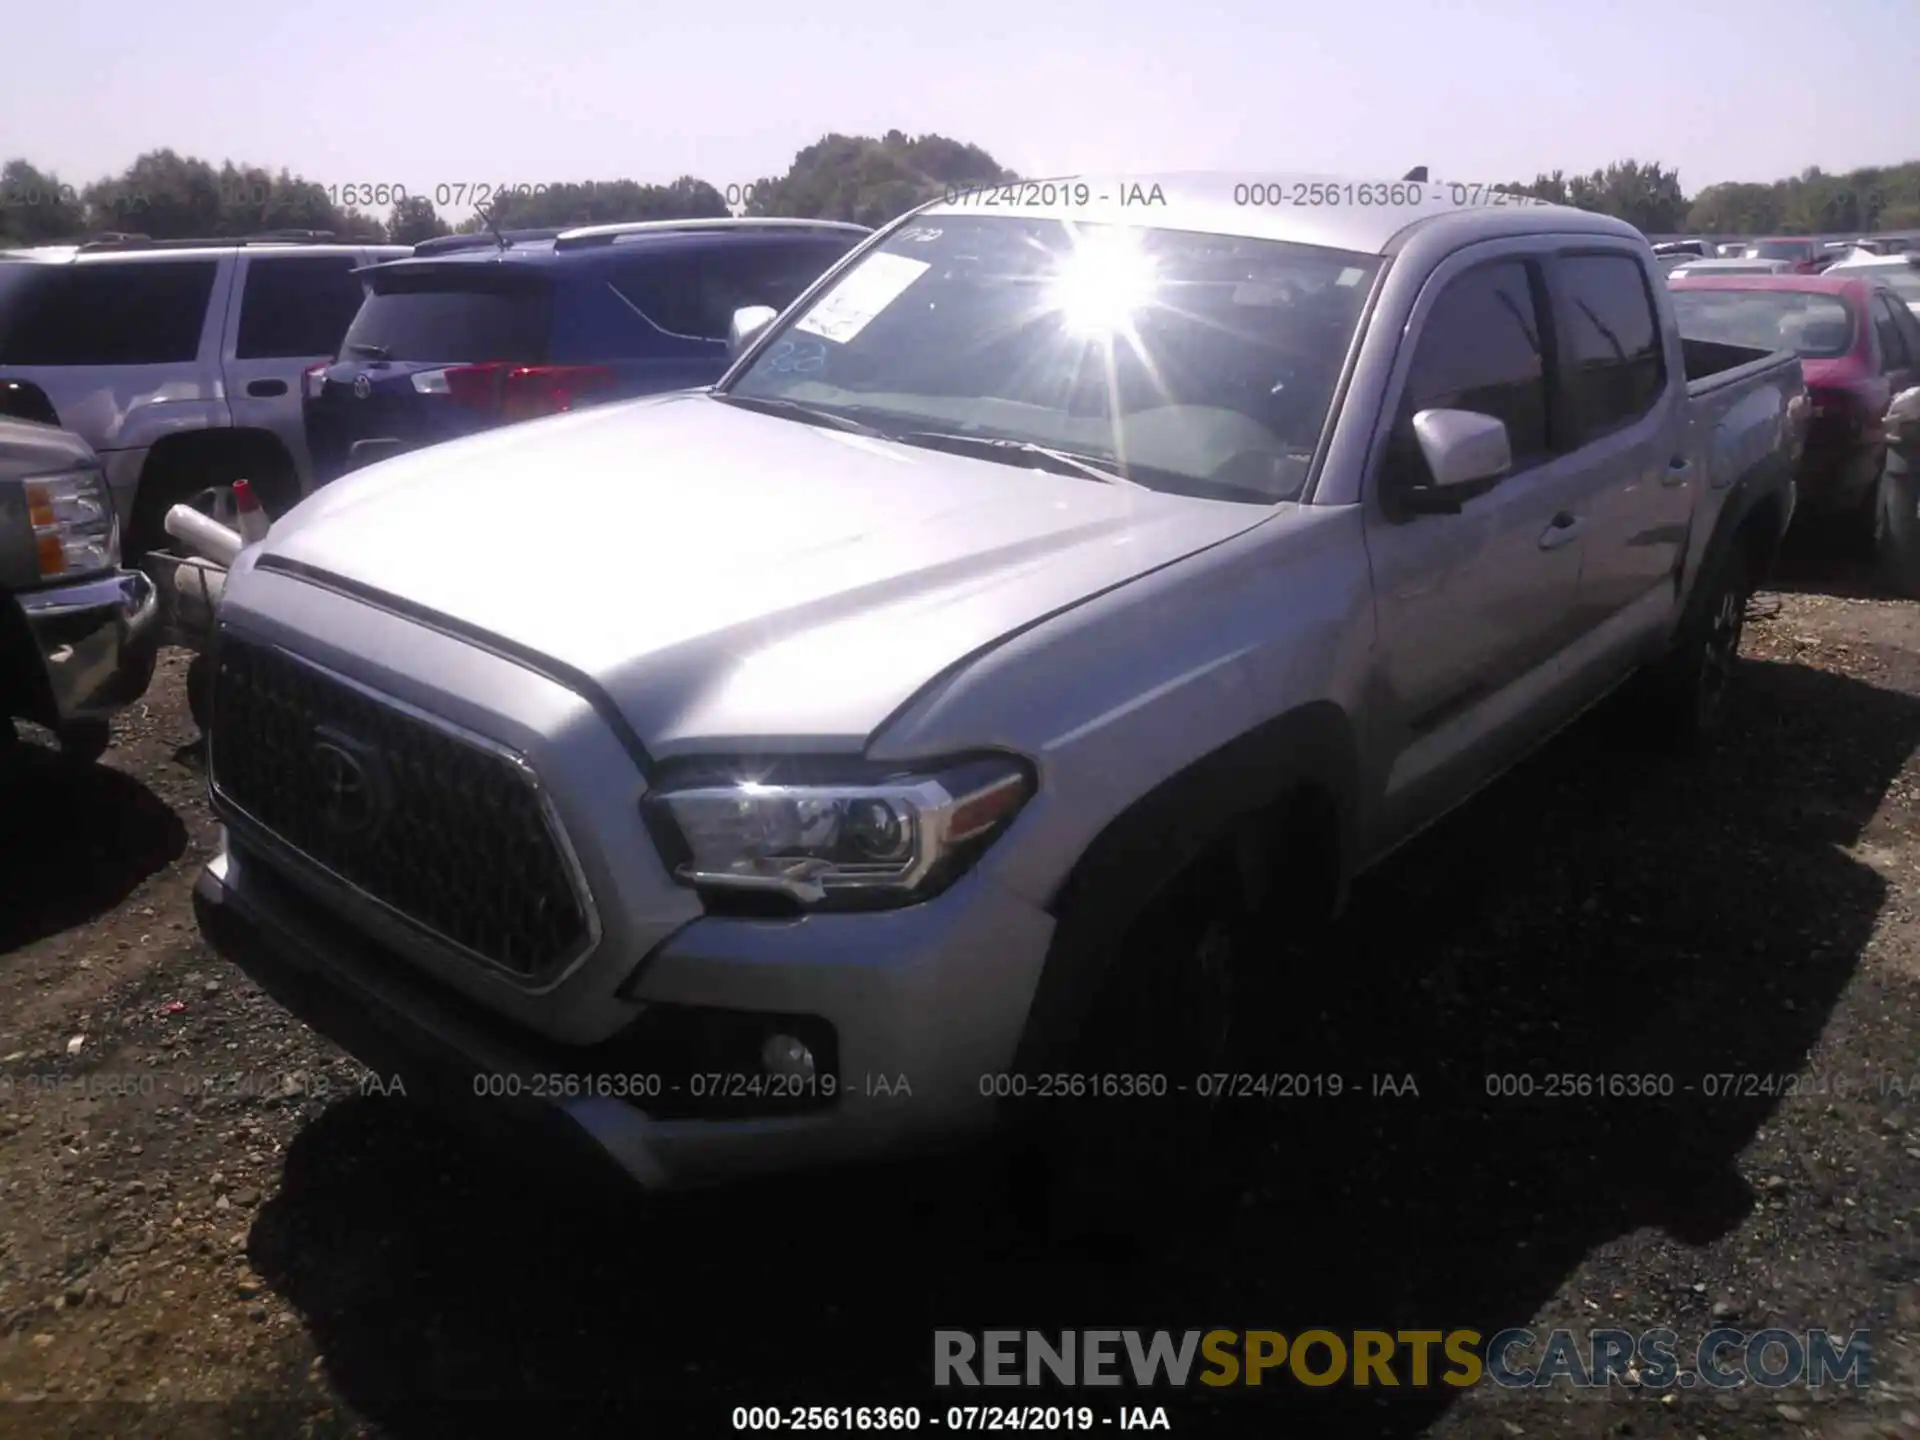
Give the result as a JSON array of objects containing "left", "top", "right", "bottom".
[{"left": 0, "top": 233, "right": 406, "bottom": 555}]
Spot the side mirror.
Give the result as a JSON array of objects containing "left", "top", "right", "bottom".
[
  {"left": 1412, "top": 406, "right": 1511, "bottom": 490},
  {"left": 728, "top": 305, "right": 778, "bottom": 359}
]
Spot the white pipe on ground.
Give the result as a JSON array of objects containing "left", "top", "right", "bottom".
[{"left": 162, "top": 505, "right": 242, "bottom": 566}]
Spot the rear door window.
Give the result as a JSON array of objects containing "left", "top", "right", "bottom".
[
  {"left": 1872, "top": 293, "right": 1912, "bottom": 371},
  {"left": 1553, "top": 252, "right": 1667, "bottom": 442},
  {"left": 607, "top": 239, "right": 859, "bottom": 343},
  {"left": 698, "top": 240, "right": 856, "bottom": 326},
  {"left": 0, "top": 259, "right": 218, "bottom": 365},
  {"left": 236, "top": 255, "right": 366, "bottom": 359},
  {"left": 338, "top": 270, "right": 551, "bottom": 362},
  {"left": 606, "top": 253, "right": 712, "bottom": 340}
]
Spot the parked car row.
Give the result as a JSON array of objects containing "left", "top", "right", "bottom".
[
  {"left": 0, "top": 216, "right": 871, "bottom": 760},
  {"left": 13, "top": 175, "right": 1920, "bottom": 1205},
  {"left": 1670, "top": 264, "right": 1920, "bottom": 590},
  {"left": 1656, "top": 234, "right": 1920, "bottom": 274},
  {"left": 305, "top": 218, "right": 869, "bottom": 480}
]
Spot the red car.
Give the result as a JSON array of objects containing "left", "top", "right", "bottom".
[
  {"left": 1669, "top": 273, "right": 1920, "bottom": 543},
  {"left": 1740, "top": 237, "right": 1827, "bottom": 274}
]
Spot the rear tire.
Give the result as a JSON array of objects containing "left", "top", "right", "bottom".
[
  {"left": 1630, "top": 542, "right": 1752, "bottom": 754},
  {"left": 127, "top": 446, "right": 296, "bottom": 562}
]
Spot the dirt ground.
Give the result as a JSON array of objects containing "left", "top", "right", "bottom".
[{"left": 1, "top": 543, "right": 1918, "bottom": 1439}]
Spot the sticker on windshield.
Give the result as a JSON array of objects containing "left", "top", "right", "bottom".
[
  {"left": 1335, "top": 267, "right": 1365, "bottom": 287},
  {"left": 795, "top": 252, "right": 931, "bottom": 344}
]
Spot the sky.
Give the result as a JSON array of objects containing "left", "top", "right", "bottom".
[{"left": 6, "top": 0, "right": 1917, "bottom": 220}]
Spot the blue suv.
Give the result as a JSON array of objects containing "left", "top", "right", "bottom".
[{"left": 304, "top": 218, "right": 870, "bottom": 480}]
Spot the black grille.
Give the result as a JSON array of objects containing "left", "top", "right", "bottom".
[{"left": 209, "top": 634, "right": 589, "bottom": 977}]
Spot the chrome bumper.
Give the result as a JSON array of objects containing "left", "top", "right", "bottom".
[{"left": 12, "top": 568, "right": 162, "bottom": 723}]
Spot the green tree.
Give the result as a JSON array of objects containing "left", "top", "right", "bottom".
[
  {"left": 0, "top": 159, "right": 86, "bottom": 243},
  {"left": 479, "top": 176, "right": 728, "bottom": 229},
  {"left": 388, "top": 194, "right": 452, "bottom": 245},
  {"left": 83, "top": 148, "right": 223, "bottom": 236},
  {"left": 75, "top": 149, "right": 384, "bottom": 239},
  {"left": 745, "top": 131, "right": 1015, "bottom": 226}
]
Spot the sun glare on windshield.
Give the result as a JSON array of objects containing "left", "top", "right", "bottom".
[{"left": 1047, "top": 231, "right": 1159, "bottom": 336}]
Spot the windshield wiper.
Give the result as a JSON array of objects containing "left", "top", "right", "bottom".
[
  {"left": 709, "top": 391, "right": 891, "bottom": 438},
  {"left": 346, "top": 342, "right": 390, "bottom": 359},
  {"left": 890, "top": 430, "right": 1146, "bottom": 488}
]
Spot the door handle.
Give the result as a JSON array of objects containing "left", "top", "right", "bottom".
[
  {"left": 1662, "top": 456, "right": 1692, "bottom": 486},
  {"left": 246, "top": 379, "right": 288, "bottom": 398},
  {"left": 1539, "top": 512, "right": 1585, "bottom": 550}
]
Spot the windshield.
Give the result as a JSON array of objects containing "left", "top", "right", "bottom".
[
  {"left": 1670, "top": 289, "right": 1856, "bottom": 358},
  {"left": 1745, "top": 241, "right": 1811, "bottom": 261},
  {"left": 722, "top": 217, "right": 1384, "bottom": 504},
  {"left": 1675, "top": 264, "right": 1779, "bottom": 277},
  {"left": 1859, "top": 268, "right": 1920, "bottom": 304},
  {"left": 339, "top": 271, "right": 552, "bottom": 363}
]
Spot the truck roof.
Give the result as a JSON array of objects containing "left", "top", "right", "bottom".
[{"left": 913, "top": 171, "right": 1645, "bottom": 256}]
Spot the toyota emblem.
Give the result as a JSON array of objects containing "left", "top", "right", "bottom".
[
  {"left": 352, "top": 374, "right": 373, "bottom": 400},
  {"left": 311, "top": 730, "right": 389, "bottom": 837}
]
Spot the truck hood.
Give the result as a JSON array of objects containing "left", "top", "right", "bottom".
[{"left": 256, "top": 392, "right": 1275, "bottom": 754}]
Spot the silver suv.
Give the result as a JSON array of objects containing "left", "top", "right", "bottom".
[
  {"left": 0, "top": 234, "right": 406, "bottom": 555},
  {"left": 193, "top": 174, "right": 1806, "bottom": 1191}
]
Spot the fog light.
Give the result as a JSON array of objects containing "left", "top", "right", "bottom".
[{"left": 762, "top": 1033, "right": 816, "bottom": 1081}]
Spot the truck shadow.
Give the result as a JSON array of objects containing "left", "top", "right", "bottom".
[
  {"left": 247, "top": 657, "right": 1917, "bottom": 1438},
  {"left": 0, "top": 746, "right": 187, "bottom": 956},
  {"left": 1769, "top": 515, "right": 1899, "bottom": 600}
]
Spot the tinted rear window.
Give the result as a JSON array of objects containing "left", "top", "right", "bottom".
[
  {"left": 1863, "top": 269, "right": 1920, "bottom": 304},
  {"left": 339, "top": 272, "right": 551, "bottom": 362},
  {"left": 0, "top": 260, "right": 217, "bottom": 365},
  {"left": 237, "top": 255, "right": 367, "bottom": 360},
  {"left": 606, "top": 238, "right": 857, "bottom": 342},
  {"left": 1746, "top": 241, "right": 1811, "bottom": 261},
  {"left": 1670, "top": 289, "right": 1856, "bottom": 358}
]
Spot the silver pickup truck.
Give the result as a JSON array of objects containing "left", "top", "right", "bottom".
[
  {"left": 193, "top": 175, "right": 1807, "bottom": 1191},
  {"left": 0, "top": 419, "right": 160, "bottom": 764}
]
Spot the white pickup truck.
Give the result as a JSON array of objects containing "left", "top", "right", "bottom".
[{"left": 193, "top": 175, "right": 1809, "bottom": 1192}]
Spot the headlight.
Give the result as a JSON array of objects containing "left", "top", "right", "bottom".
[
  {"left": 645, "top": 755, "right": 1033, "bottom": 910},
  {"left": 23, "top": 467, "right": 118, "bottom": 580}
]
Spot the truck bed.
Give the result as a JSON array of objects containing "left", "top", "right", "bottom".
[
  {"left": 1673, "top": 334, "right": 1807, "bottom": 595},
  {"left": 1682, "top": 335, "right": 1795, "bottom": 394}
]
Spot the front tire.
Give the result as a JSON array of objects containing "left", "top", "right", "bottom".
[{"left": 1006, "top": 858, "right": 1267, "bottom": 1241}]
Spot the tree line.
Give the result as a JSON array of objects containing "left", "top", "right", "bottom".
[{"left": 4, "top": 141, "right": 1917, "bottom": 247}]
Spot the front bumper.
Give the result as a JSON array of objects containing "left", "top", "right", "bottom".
[
  {"left": 194, "top": 834, "right": 1055, "bottom": 1190},
  {"left": 9, "top": 568, "right": 161, "bottom": 724}
]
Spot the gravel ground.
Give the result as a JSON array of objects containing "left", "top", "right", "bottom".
[{"left": 0, "top": 554, "right": 1917, "bottom": 1439}]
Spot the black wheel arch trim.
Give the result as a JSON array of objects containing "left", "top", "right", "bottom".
[
  {"left": 1011, "top": 699, "right": 1360, "bottom": 1073},
  {"left": 1693, "top": 453, "right": 1794, "bottom": 597}
]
